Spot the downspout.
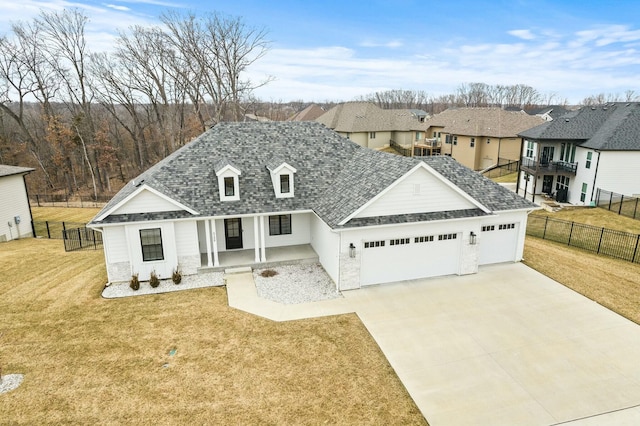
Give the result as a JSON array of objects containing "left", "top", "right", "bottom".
[
  {"left": 590, "top": 150, "right": 601, "bottom": 202},
  {"left": 516, "top": 137, "right": 524, "bottom": 195},
  {"left": 23, "top": 173, "right": 36, "bottom": 238}
]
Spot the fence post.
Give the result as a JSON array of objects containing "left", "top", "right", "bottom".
[
  {"left": 634, "top": 198, "right": 639, "bottom": 220},
  {"left": 595, "top": 188, "right": 600, "bottom": 205},
  {"left": 36, "top": 194, "right": 41, "bottom": 207},
  {"left": 568, "top": 222, "right": 574, "bottom": 246},
  {"left": 608, "top": 191, "right": 613, "bottom": 210},
  {"left": 46, "top": 221, "right": 51, "bottom": 239},
  {"left": 92, "top": 229, "right": 97, "bottom": 249},
  {"left": 597, "top": 228, "right": 604, "bottom": 254},
  {"left": 542, "top": 216, "right": 549, "bottom": 239},
  {"left": 618, "top": 195, "right": 624, "bottom": 215},
  {"left": 633, "top": 234, "right": 640, "bottom": 264}
]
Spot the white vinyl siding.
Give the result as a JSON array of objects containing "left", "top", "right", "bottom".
[
  {"left": 593, "top": 151, "right": 640, "bottom": 198},
  {"left": 354, "top": 167, "right": 477, "bottom": 218},
  {"left": 310, "top": 213, "right": 339, "bottom": 284},
  {"left": 112, "top": 189, "right": 182, "bottom": 215},
  {"left": 0, "top": 174, "right": 33, "bottom": 241}
]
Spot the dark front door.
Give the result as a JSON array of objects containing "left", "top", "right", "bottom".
[
  {"left": 224, "top": 218, "right": 243, "bottom": 250},
  {"left": 542, "top": 175, "right": 554, "bottom": 194}
]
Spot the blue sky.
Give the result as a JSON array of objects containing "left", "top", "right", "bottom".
[{"left": 2, "top": 0, "right": 640, "bottom": 103}]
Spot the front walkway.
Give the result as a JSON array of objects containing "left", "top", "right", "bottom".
[{"left": 225, "top": 263, "right": 640, "bottom": 426}]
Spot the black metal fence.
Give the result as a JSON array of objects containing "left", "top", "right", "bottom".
[
  {"left": 62, "top": 227, "right": 103, "bottom": 251},
  {"left": 482, "top": 158, "right": 520, "bottom": 178},
  {"left": 31, "top": 194, "right": 111, "bottom": 208},
  {"left": 595, "top": 188, "right": 640, "bottom": 220},
  {"left": 527, "top": 215, "right": 640, "bottom": 264},
  {"left": 32, "top": 220, "right": 102, "bottom": 251}
]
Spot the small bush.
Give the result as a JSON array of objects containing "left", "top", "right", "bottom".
[
  {"left": 129, "top": 273, "right": 140, "bottom": 291},
  {"left": 149, "top": 270, "right": 160, "bottom": 288},
  {"left": 260, "top": 269, "right": 278, "bottom": 278},
  {"left": 172, "top": 268, "right": 182, "bottom": 285}
]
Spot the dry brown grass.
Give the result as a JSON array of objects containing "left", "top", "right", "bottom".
[
  {"left": 531, "top": 206, "right": 640, "bottom": 234},
  {"left": 524, "top": 237, "right": 640, "bottom": 325},
  {"left": 0, "top": 239, "right": 425, "bottom": 425},
  {"left": 31, "top": 207, "right": 101, "bottom": 223},
  {"left": 490, "top": 172, "right": 518, "bottom": 183}
]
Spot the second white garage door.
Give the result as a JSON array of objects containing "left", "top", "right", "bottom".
[
  {"left": 360, "top": 232, "right": 461, "bottom": 286},
  {"left": 479, "top": 222, "right": 520, "bottom": 265}
]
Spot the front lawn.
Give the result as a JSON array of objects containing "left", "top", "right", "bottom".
[{"left": 0, "top": 239, "right": 425, "bottom": 424}]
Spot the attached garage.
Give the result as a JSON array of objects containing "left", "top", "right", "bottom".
[
  {"left": 360, "top": 232, "right": 461, "bottom": 286},
  {"left": 479, "top": 222, "right": 520, "bottom": 265}
]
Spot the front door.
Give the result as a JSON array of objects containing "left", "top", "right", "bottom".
[
  {"left": 224, "top": 218, "right": 243, "bottom": 250},
  {"left": 542, "top": 175, "right": 554, "bottom": 194}
]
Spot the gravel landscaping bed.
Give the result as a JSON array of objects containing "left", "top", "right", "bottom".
[
  {"left": 102, "top": 272, "right": 224, "bottom": 298},
  {"left": 0, "top": 374, "right": 24, "bottom": 395},
  {"left": 254, "top": 263, "right": 341, "bottom": 305}
]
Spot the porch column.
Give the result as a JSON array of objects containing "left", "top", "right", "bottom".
[
  {"left": 260, "top": 215, "right": 267, "bottom": 262},
  {"left": 204, "top": 220, "right": 213, "bottom": 267},
  {"left": 253, "top": 216, "right": 260, "bottom": 262},
  {"left": 211, "top": 219, "right": 219, "bottom": 267}
]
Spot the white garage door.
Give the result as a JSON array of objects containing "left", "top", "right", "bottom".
[
  {"left": 360, "top": 232, "right": 461, "bottom": 286},
  {"left": 479, "top": 222, "right": 519, "bottom": 265}
]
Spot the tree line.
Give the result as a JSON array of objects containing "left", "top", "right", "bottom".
[{"left": 1, "top": 8, "right": 637, "bottom": 199}]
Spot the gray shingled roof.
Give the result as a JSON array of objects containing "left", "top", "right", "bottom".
[
  {"left": 92, "top": 122, "right": 536, "bottom": 228},
  {"left": 0, "top": 164, "right": 35, "bottom": 178},
  {"left": 519, "top": 103, "right": 640, "bottom": 150}
]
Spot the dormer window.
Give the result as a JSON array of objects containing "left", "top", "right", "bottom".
[
  {"left": 280, "top": 174, "right": 290, "bottom": 194},
  {"left": 215, "top": 159, "right": 241, "bottom": 202},
  {"left": 266, "top": 159, "right": 296, "bottom": 199},
  {"left": 224, "top": 177, "right": 235, "bottom": 196}
]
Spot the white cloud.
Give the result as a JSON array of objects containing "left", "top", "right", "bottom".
[
  {"left": 508, "top": 29, "right": 536, "bottom": 40},
  {"left": 105, "top": 4, "right": 131, "bottom": 11},
  {"left": 360, "top": 39, "right": 404, "bottom": 48}
]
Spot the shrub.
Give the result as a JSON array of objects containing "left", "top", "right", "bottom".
[
  {"left": 260, "top": 269, "right": 278, "bottom": 278},
  {"left": 129, "top": 273, "right": 140, "bottom": 291},
  {"left": 149, "top": 270, "right": 160, "bottom": 288},
  {"left": 172, "top": 268, "right": 182, "bottom": 285}
]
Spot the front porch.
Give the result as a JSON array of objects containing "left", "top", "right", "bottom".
[{"left": 198, "top": 244, "right": 319, "bottom": 273}]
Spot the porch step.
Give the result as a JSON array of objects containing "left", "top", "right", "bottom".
[{"left": 224, "top": 266, "right": 253, "bottom": 275}]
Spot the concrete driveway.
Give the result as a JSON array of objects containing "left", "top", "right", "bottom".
[{"left": 226, "top": 263, "right": 640, "bottom": 425}]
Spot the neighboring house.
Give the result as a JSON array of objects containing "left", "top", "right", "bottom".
[
  {"left": 288, "top": 104, "right": 326, "bottom": 121},
  {"left": 0, "top": 164, "right": 35, "bottom": 242},
  {"left": 517, "top": 102, "right": 640, "bottom": 205},
  {"left": 425, "top": 108, "right": 546, "bottom": 171},
  {"left": 527, "top": 105, "right": 572, "bottom": 122},
  {"left": 89, "top": 122, "right": 536, "bottom": 290},
  {"left": 315, "top": 102, "right": 430, "bottom": 151}
]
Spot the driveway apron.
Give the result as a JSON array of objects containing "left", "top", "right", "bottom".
[{"left": 343, "top": 263, "right": 640, "bottom": 426}]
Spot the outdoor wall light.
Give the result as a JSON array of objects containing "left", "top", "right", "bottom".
[
  {"left": 349, "top": 243, "right": 356, "bottom": 258},
  {"left": 469, "top": 231, "right": 477, "bottom": 245}
]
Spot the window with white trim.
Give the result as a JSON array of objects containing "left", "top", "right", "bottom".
[
  {"left": 580, "top": 183, "right": 588, "bottom": 202},
  {"left": 556, "top": 175, "right": 570, "bottom": 191},
  {"left": 280, "top": 174, "right": 290, "bottom": 194},
  {"left": 140, "top": 228, "right": 164, "bottom": 261},
  {"left": 269, "top": 215, "right": 291, "bottom": 235},
  {"left": 481, "top": 225, "right": 495, "bottom": 232},
  {"left": 369, "top": 132, "right": 376, "bottom": 139},
  {"left": 453, "top": 136, "right": 458, "bottom": 145},
  {"left": 224, "top": 177, "right": 235, "bottom": 196},
  {"left": 525, "top": 140, "right": 534, "bottom": 158},
  {"left": 470, "top": 137, "right": 475, "bottom": 148},
  {"left": 498, "top": 223, "right": 515, "bottom": 230},
  {"left": 585, "top": 151, "right": 593, "bottom": 169}
]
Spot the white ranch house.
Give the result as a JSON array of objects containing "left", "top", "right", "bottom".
[{"left": 89, "top": 122, "right": 537, "bottom": 290}]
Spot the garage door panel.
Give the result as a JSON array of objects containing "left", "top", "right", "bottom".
[
  {"left": 360, "top": 234, "right": 460, "bottom": 286},
  {"left": 479, "top": 223, "right": 519, "bottom": 265}
]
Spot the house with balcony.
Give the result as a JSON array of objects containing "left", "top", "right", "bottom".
[
  {"left": 425, "top": 108, "right": 545, "bottom": 171},
  {"left": 315, "top": 102, "right": 430, "bottom": 153},
  {"left": 517, "top": 102, "right": 640, "bottom": 205}
]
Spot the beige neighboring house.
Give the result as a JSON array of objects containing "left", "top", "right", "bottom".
[
  {"left": 288, "top": 104, "right": 326, "bottom": 121},
  {"left": 0, "top": 164, "right": 35, "bottom": 242},
  {"left": 316, "top": 102, "right": 430, "bottom": 151},
  {"left": 426, "top": 108, "right": 546, "bottom": 171}
]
